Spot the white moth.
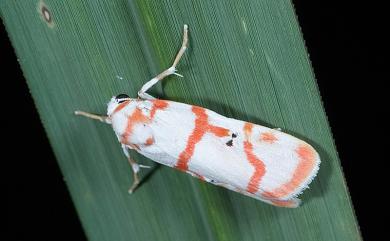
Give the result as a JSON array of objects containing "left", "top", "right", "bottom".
[{"left": 75, "top": 25, "right": 320, "bottom": 208}]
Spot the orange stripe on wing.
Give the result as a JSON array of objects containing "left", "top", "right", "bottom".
[
  {"left": 112, "top": 100, "right": 130, "bottom": 115},
  {"left": 176, "top": 107, "right": 207, "bottom": 171},
  {"left": 121, "top": 108, "right": 149, "bottom": 144},
  {"left": 243, "top": 122, "right": 252, "bottom": 139},
  {"left": 260, "top": 132, "right": 278, "bottom": 143},
  {"left": 209, "top": 125, "right": 230, "bottom": 137},
  {"left": 175, "top": 106, "right": 230, "bottom": 172},
  {"left": 263, "top": 144, "right": 317, "bottom": 199},
  {"left": 120, "top": 100, "right": 168, "bottom": 146},
  {"left": 150, "top": 99, "right": 168, "bottom": 119},
  {"left": 145, "top": 137, "right": 154, "bottom": 146},
  {"left": 243, "top": 123, "right": 266, "bottom": 194}
]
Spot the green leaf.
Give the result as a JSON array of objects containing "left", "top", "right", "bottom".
[{"left": 1, "top": 0, "right": 361, "bottom": 240}]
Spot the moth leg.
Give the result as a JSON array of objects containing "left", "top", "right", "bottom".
[
  {"left": 122, "top": 145, "right": 151, "bottom": 194},
  {"left": 74, "top": 110, "right": 111, "bottom": 124},
  {"left": 128, "top": 159, "right": 140, "bottom": 194},
  {"left": 138, "top": 24, "right": 189, "bottom": 100}
]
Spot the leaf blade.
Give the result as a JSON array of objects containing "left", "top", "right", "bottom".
[{"left": 1, "top": 0, "right": 361, "bottom": 240}]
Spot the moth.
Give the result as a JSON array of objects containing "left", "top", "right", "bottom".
[{"left": 75, "top": 25, "right": 320, "bottom": 208}]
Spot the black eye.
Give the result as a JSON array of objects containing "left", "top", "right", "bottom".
[{"left": 115, "top": 94, "right": 129, "bottom": 103}]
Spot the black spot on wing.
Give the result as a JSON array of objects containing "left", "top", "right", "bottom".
[{"left": 226, "top": 139, "right": 233, "bottom": 147}]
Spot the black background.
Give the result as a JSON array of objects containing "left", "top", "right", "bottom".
[{"left": 3, "top": 1, "right": 387, "bottom": 240}]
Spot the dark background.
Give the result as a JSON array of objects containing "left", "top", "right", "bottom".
[{"left": 3, "top": 1, "right": 386, "bottom": 240}]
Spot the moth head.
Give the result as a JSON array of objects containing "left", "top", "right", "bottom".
[{"left": 107, "top": 94, "right": 130, "bottom": 116}]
